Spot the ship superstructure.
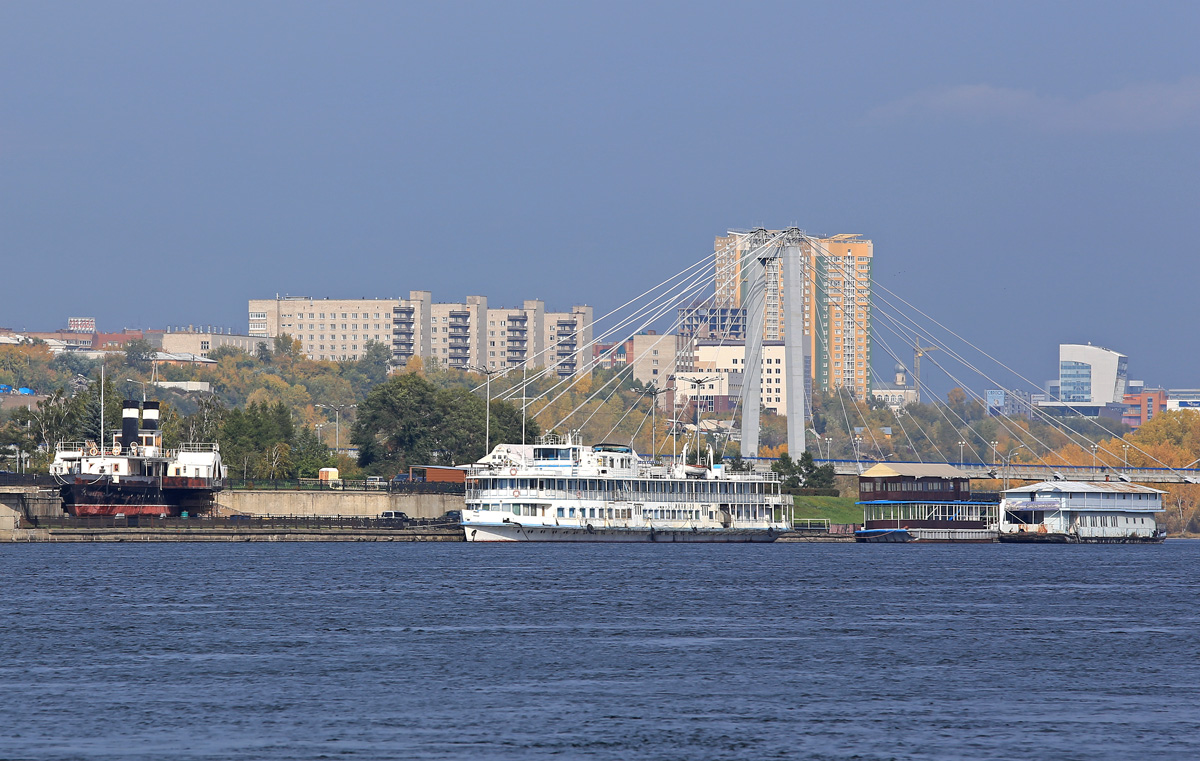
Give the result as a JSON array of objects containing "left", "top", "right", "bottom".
[
  {"left": 49, "top": 400, "right": 225, "bottom": 517},
  {"left": 463, "top": 433, "right": 790, "bottom": 542}
]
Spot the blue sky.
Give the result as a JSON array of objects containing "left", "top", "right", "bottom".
[{"left": 2, "top": 2, "right": 1198, "bottom": 391}]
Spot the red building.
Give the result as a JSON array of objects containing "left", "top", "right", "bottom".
[{"left": 1122, "top": 387, "right": 1167, "bottom": 430}]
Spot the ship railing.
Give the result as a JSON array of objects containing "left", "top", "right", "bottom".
[
  {"left": 789, "top": 518, "right": 831, "bottom": 531},
  {"left": 177, "top": 443, "right": 220, "bottom": 453},
  {"left": 54, "top": 442, "right": 90, "bottom": 454},
  {"left": 228, "top": 478, "right": 464, "bottom": 495},
  {"left": 468, "top": 486, "right": 782, "bottom": 504}
]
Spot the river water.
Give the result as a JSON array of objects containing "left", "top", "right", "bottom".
[{"left": 2, "top": 541, "right": 1197, "bottom": 760}]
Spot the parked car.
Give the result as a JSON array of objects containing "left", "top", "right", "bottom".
[
  {"left": 441, "top": 510, "right": 462, "bottom": 524},
  {"left": 380, "top": 511, "right": 410, "bottom": 521}
]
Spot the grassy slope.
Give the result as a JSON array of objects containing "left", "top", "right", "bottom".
[{"left": 789, "top": 495, "right": 862, "bottom": 525}]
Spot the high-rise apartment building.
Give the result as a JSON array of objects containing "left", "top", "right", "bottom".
[
  {"left": 249, "top": 294, "right": 592, "bottom": 376},
  {"left": 712, "top": 231, "right": 873, "bottom": 398}
]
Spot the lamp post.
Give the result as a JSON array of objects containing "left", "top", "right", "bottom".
[
  {"left": 642, "top": 385, "right": 668, "bottom": 459},
  {"left": 126, "top": 378, "right": 149, "bottom": 403},
  {"left": 316, "top": 403, "right": 357, "bottom": 452},
  {"left": 467, "top": 366, "right": 503, "bottom": 456},
  {"left": 990, "top": 440, "right": 999, "bottom": 466},
  {"left": 315, "top": 423, "right": 327, "bottom": 445},
  {"left": 1000, "top": 445, "right": 1028, "bottom": 490},
  {"left": 958, "top": 440, "right": 966, "bottom": 465},
  {"left": 1091, "top": 444, "right": 1100, "bottom": 474},
  {"left": 683, "top": 376, "right": 718, "bottom": 458},
  {"left": 1122, "top": 443, "right": 1130, "bottom": 469}
]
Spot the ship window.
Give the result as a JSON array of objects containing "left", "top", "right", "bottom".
[
  {"left": 557, "top": 479, "right": 566, "bottom": 491},
  {"left": 512, "top": 504, "right": 520, "bottom": 515},
  {"left": 557, "top": 507, "right": 564, "bottom": 517},
  {"left": 568, "top": 508, "right": 576, "bottom": 517}
]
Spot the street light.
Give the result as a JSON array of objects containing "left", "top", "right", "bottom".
[
  {"left": 316, "top": 403, "right": 357, "bottom": 452},
  {"left": 642, "top": 385, "right": 669, "bottom": 459},
  {"left": 467, "top": 366, "right": 504, "bottom": 457},
  {"left": 682, "top": 376, "right": 718, "bottom": 457},
  {"left": 958, "top": 440, "right": 966, "bottom": 464},
  {"left": 990, "top": 440, "right": 999, "bottom": 466},
  {"left": 1000, "top": 445, "right": 1028, "bottom": 490},
  {"left": 126, "top": 378, "right": 149, "bottom": 403},
  {"left": 1091, "top": 444, "right": 1100, "bottom": 473},
  {"left": 1122, "top": 443, "right": 1130, "bottom": 469}
]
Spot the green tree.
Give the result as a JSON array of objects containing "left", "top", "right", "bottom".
[
  {"left": 770, "top": 452, "right": 801, "bottom": 489},
  {"left": 353, "top": 372, "right": 531, "bottom": 474},
  {"left": 123, "top": 338, "right": 154, "bottom": 370},
  {"left": 796, "top": 449, "right": 836, "bottom": 488}
]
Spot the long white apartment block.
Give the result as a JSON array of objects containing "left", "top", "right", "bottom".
[{"left": 249, "top": 294, "right": 592, "bottom": 376}]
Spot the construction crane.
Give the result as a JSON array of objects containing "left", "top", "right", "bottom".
[{"left": 914, "top": 346, "right": 939, "bottom": 404}]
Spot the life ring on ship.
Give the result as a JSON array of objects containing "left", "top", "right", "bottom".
[
  {"left": 129, "top": 443, "right": 139, "bottom": 456},
  {"left": 111, "top": 445, "right": 120, "bottom": 455},
  {"left": 576, "top": 490, "right": 582, "bottom": 498},
  {"left": 509, "top": 467, "right": 518, "bottom": 476},
  {"left": 513, "top": 489, "right": 520, "bottom": 497},
  {"left": 87, "top": 444, "right": 99, "bottom": 456}
]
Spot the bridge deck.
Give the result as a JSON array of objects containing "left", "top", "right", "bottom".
[{"left": 807, "top": 459, "right": 1200, "bottom": 484}]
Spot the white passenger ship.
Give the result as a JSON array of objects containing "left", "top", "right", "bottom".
[{"left": 463, "top": 434, "right": 790, "bottom": 542}]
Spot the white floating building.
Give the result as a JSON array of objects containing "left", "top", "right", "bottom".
[{"left": 998, "top": 481, "right": 1165, "bottom": 543}]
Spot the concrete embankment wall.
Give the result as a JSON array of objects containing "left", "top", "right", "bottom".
[
  {"left": 2, "top": 527, "right": 463, "bottom": 542},
  {"left": 216, "top": 490, "right": 463, "bottom": 519},
  {"left": 0, "top": 487, "right": 63, "bottom": 520}
]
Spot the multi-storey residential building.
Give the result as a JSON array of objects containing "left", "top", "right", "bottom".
[
  {"left": 250, "top": 294, "right": 593, "bottom": 376},
  {"left": 592, "top": 331, "right": 684, "bottom": 388},
  {"left": 391, "top": 290, "right": 432, "bottom": 367},
  {"left": 676, "top": 301, "right": 746, "bottom": 340},
  {"left": 713, "top": 231, "right": 873, "bottom": 399},
  {"left": 248, "top": 297, "right": 399, "bottom": 362},
  {"left": 429, "top": 296, "right": 487, "bottom": 370},
  {"left": 543, "top": 305, "right": 593, "bottom": 379},
  {"left": 682, "top": 339, "right": 812, "bottom": 417},
  {"left": 485, "top": 300, "right": 544, "bottom": 371}
]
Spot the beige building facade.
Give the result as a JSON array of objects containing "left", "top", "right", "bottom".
[
  {"left": 148, "top": 330, "right": 267, "bottom": 358},
  {"left": 687, "top": 340, "right": 804, "bottom": 417},
  {"left": 249, "top": 294, "right": 593, "bottom": 376},
  {"left": 249, "top": 297, "right": 398, "bottom": 362}
]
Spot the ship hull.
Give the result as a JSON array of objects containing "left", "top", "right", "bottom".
[
  {"left": 61, "top": 476, "right": 220, "bottom": 518},
  {"left": 998, "top": 532, "right": 1165, "bottom": 544},
  {"left": 464, "top": 523, "right": 779, "bottom": 543}
]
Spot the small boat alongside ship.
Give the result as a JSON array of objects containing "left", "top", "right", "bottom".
[
  {"left": 49, "top": 400, "right": 225, "bottom": 517},
  {"left": 463, "top": 434, "right": 790, "bottom": 542}
]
